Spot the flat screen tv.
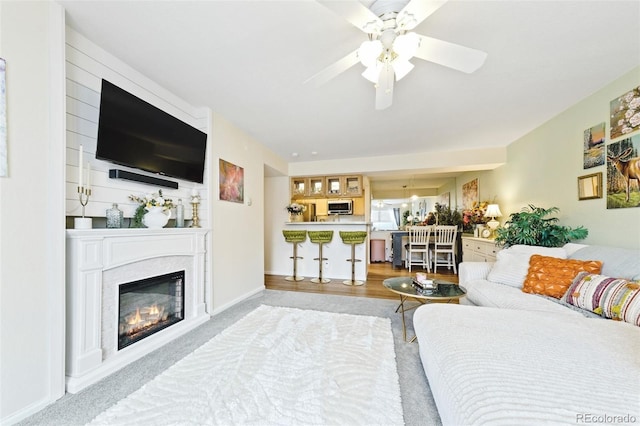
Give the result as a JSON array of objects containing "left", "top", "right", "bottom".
[{"left": 96, "top": 79, "right": 207, "bottom": 184}]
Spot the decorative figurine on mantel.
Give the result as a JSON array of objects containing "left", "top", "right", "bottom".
[{"left": 190, "top": 189, "right": 201, "bottom": 228}]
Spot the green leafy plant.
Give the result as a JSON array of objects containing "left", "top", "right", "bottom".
[
  {"left": 433, "top": 203, "right": 463, "bottom": 227},
  {"left": 494, "top": 204, "right": 588, "bottom": 248}
]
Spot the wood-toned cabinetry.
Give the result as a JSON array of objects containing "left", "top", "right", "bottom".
[
  {"left": 291, "top": 175, "right": 362, "bottom": 198},
  {"left": 462, "top": 236, "right": 500, "bottom": 262},
  {"left": 353, "top": 197, "right": 365, "bottom": 215},
  {"left": 325, "top": 175, "right": 362, "bottom": 197}
]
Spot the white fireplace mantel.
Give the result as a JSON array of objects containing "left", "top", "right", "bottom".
[{"left": 65, "top": 228, "right": 209, "bottom": 393}]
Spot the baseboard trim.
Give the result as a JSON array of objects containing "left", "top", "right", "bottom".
[{"left": 209, "top": 286, "right": 265, "bottom": 316}]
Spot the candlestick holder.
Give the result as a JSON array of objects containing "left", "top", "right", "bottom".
[
  {"left": 74, "top": 186, "right": 93, "bottom": 229},
  {"left": 190, "top": 196, "right": 201, "bottom": 228}
]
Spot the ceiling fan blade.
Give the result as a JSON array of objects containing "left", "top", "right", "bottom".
[
  {"left": 414, "top": 35, "right": 487, "bottom": 73},
  {"left": 304, "top": 49, "right": 360, "bottom": 87},
  {"left": 317, "top": 0, "right": 384, "bottom": 34},
  {"left": 397, "top": 0, "right": 449, "bottom": 31},
  {"left": 375, "top": 63, "right": 394, "bottom": 110}
]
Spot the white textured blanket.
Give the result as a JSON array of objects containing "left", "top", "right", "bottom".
[{"left": 89, "top": 305, "right": 404, "bottom": 425}]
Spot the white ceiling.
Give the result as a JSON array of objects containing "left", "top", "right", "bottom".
[{"left": 58, "top": 0, "right": 640, "bottom": 195}]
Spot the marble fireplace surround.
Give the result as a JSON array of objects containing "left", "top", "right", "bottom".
[{"left": 65, "top": 228, "right": 209, "bottom": 393}]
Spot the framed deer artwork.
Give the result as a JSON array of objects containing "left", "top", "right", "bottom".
[{"left": 606, "top": 135, "right": 640, "bottom": 209}]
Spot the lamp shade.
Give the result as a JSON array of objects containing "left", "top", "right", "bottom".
[
  {"left": 393, "top": 32, "right": 420, "bottom": 59},
  {"left": 391, "top": 58, "right": 414, "bottom": 81},
  {"left": 485, "top": 204, "right": 502, "bottom": 219},
  {"left": 358, "top": 40, "right": 382, "bottom": 68},
  {"left": 362, "top": 62, "right": 382, "bottom": 83}
]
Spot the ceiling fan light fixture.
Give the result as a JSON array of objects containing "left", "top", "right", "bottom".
[
  {"left": 391, "top": 58, "right": 414, "bottom": 80},
  {"left": 362, "top": 62, "right": 382, "bottom": 83},
  {"left": 358, "top": 40, "right": 383, "bottom": 68},
  {"left": 393, "top": 32, "right": 420, "bottom": 59}
]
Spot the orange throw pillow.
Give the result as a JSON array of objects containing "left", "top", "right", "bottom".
[{"left": 522, "top": 255, "right": 602, "bottom": 298}]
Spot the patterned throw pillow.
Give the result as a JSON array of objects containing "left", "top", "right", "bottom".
[
  {"left": 522, "top": 255, "right": 602, "bottom": 298},
  {"left": 564, "top": 272, "right": 640, "bottom": 326},
  {"left": 487, "top": 245, "right": 567, "bottom": 288}
]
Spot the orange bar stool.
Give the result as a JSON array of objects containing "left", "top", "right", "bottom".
[
  {"left": 308, "top": 230, "right": 334, "bottom": 284},
  {"left": 282, "top": 230, "right": 307, "bottom": 281},
  {"left": 339, "top": 231, "right": 368, "bottom": 286}
]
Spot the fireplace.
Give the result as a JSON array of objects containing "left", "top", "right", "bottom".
[
  {"left": 118, "top": 270, "right": 185, "bottom": 350},
  {"left": 66, "top": 228, "right": 209, "bottom": 393}
]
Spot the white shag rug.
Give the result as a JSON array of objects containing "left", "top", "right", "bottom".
[{"left": 89, "top": 305, "right": 404, "bottom": 426}]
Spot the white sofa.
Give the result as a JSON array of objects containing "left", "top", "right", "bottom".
[{"left": 413, "top": 243, "right": 640, "bottom": 425}]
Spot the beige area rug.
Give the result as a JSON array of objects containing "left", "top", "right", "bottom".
[{"left": 89, "top": 305, "right": 404, "bottom": 425}]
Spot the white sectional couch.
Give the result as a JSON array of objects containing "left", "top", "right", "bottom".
[{"left": 414, "top": 243, "right": 640, "bottom": 425}]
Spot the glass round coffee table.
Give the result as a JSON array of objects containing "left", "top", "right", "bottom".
[{"left": 383, "top": 276, "right": 466, "bottom": 342}]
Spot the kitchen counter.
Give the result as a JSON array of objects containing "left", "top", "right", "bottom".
[{"left": 281, "top": 222, "right": 370, "bottom": 281}]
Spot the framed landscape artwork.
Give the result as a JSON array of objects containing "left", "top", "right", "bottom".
[
  {"left": 219, "top": 159, "right": 244, "bottom": 203},
  {"left": 606, "top": 135, "right": 639, "bottom": 209},
  {"left": 462, "top": 179, "right": 478, "bottom": 210},
  {"left": 583, "top": 122, "right": 605, "bottom": 169}
]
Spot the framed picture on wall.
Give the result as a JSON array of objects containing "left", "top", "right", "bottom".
[
  {"left": 438, "top": 192, "right": 450, "bottom": 207},
  {"left": 583, "top": 122, "right": 605, "bottom": 169},
  {"left": 462, "top": 179, "right": 478, "bottom": 210},
  {"left": 219, "top": 159, "right": 244, "bottom": 203},
  {"left": 610, "top": 86, "right": 640, "bottom": 139},
  {"left": 606, "top": 136, "right": 640, "bottom": 209},
  {"left": 577, "top": 172, "right": 602, "bottom": 200}
]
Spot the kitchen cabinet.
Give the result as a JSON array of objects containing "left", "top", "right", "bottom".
[
  {"left": 316, "top": 199, "right": 328, "bottom": 216},
  {"left": 353, "top": 197, "right": 365, "bottom": 215},
  {"left": 309, "top": 176, "right": 325, "bottom": 197},
  {"left": 325, "top": 175, "right": 362, "bottom": 197},
  {"left": 462, "top": 236, "right": 500, "bottom": 262},
  {"left": 291, "top": 177, "right": 307, "bottom": 199}
]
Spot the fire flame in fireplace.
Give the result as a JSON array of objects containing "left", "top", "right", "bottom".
[{"left": 123, "top": 304, "right": 168, "bottom": 336}]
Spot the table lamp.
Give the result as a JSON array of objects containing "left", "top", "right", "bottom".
[{"left": 485, "top": 204, "right": 503, "bottom": 237}]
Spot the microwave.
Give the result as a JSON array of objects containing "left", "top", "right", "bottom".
[{"left": 327, "top": 199, "right": 353, "bottom": 215}]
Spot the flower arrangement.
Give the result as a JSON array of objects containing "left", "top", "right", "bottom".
[
  {"left": 129, "top": 190, "right": 174, "bottom": 228},
  {"left": 286, "top": 202, "right": 306, "bottom": 215},
  {"left": 462, "top": 201, "right": 489, "bottom": 231},
  {"left": 129, "top": 190, "right": 174, "bottom": 210}
]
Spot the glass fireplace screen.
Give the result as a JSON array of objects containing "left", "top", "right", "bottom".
[{"left": 118, "top": 270, "right": 185, "bottom": 350}]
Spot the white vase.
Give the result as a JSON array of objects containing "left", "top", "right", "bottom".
[{"left": 143, "top": 206, "right": 171, "bottom": 229}]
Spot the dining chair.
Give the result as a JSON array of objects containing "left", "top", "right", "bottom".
[
  {"left": 405, "top": 226, "right": 432, "bottom": 273},
  {"left": 431, "top": 225, "right": 458, "bottom": 274}
]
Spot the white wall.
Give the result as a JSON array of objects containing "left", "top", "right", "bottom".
[
  {"left": 208, "top": 113, "right": 286, "bottom": 312},
  {"left": 65, "top": 28, "right": 209, "bottom": 224},
  {"left": 0, "top": 1, "right": 66, "bottom": 423},
  {"left": 453, "top": 67, "right": 640, "bottom": 250},
  {"left": 264, "top": 176, "right": 291, "bottom": 275}
]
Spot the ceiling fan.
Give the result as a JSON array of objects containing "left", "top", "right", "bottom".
[{"left": 306, "top": 0, "right": 487, "bottom": 110}]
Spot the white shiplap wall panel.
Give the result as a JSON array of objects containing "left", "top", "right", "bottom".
[
  {"left": 65, "top": 27, "right": 209, "bottom": 228},
  {"left": 66, "top": 78, "right": 100, "bottom": 105}
]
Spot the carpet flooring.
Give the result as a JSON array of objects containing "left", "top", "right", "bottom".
[{"left": 19, "top": 290, "right": 441, "bottom": 426}]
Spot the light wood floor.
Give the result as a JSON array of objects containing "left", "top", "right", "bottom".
[{"left": 265, "top": 262, "right": 459, "bottom": 300}]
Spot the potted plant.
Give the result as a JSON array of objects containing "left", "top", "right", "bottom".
[
  {"left": 494, "top": 204, "right": 588, "bottom": 248},
  {"left": 286, "top": 202, "right": 306, "bottom": 222},
  {"left": 129, "top": 190, "right": 174, "bottom": 228}
]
